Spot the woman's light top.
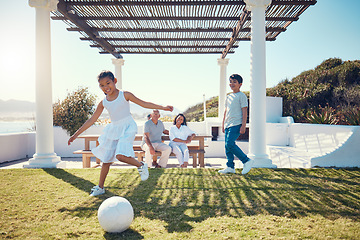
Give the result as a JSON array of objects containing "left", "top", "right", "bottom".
[{"left": 169, "top": 125, "right": 195, "bottom": 141}]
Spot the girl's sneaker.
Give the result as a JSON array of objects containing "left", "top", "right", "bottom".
[
  {"left": 138, "top": 162, "right": 149, "bottom": 181},
  {"left": 90, "top": 185, "right": 105, "bottom": 196}
]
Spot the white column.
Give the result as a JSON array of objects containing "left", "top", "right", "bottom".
[
  {"left": 112, "top": 58, "right": 125, "bottom": 89},
  {"left": 217, "top": 58, "right": 229, "bottom": 120},
  {"left": 24, "top": 0, "right": 64, "bottom": 168},
  {"left": 244, "top": 0, "right": 276, "bottom": 168}
]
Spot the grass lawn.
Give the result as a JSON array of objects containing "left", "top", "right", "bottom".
[{"left": 1, "top": 168, "right": 359, "bottom": 239}]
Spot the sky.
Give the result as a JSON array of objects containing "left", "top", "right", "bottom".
[{"left": 0, "top": 0, "right": 359, "bottom": 112}]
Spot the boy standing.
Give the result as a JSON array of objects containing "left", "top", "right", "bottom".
[{"left": 219, "top": 74, "right": 254, "bottom": 175}]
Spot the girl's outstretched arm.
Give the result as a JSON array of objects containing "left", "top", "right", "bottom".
[
  {"left": 124, "top": 91, "right": 173, "bottom": 112},
  {"left": 68, "top": 101, "right": 104, "bottom": 145}
]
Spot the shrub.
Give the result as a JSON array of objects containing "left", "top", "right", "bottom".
[
  {"left": 344, "top": 107, "right": 360, "bottom": 125},
  {"left": 315, "top": 58, "right": 343, "bottom": 71},
  {"left": 306, "top": 105, "right": 339, "bottom": 125},
  {"left": 53, "top": 87, "right": 97, "bottom": 135},
  {"left": 159, "top": 116, "right": 175, "bottom": 122}
]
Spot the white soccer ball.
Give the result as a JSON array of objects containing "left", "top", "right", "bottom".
[{"left": 98, "top": 196, "right": 134, "bottom": 233}]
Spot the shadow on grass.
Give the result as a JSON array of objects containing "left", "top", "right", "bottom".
[
  {"left": 124, "top": 168, "right": 360, "bottom": 233},
  {"left": 43, "top": 168, "right": 96, "bottom": 194},
  {"left": 42, "top": 167, "right": 161, "bottom": 238},
  {"left": 43, "top": 167, "right": 360, "bottom": 236},
  {"left": 103, "top": 229, "right": 144, "bottom": 240}
]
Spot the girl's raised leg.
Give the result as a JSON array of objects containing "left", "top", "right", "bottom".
[
  {"left": 116, "top": 154, "right": 142, "bottom": 167},
  {"left": 116, "top": 154, "right": 149, "bottom": 181}
]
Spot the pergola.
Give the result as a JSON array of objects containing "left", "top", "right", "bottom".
[
  {"left": 51, "top": 0, "right": 315, "bottom": 57},
  {"left": 25, "top": 0, "right": 316, "bottom": 168}
]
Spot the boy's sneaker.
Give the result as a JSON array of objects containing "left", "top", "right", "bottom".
[
  {"left": 138, "top": 162, "right": 149, "bottom": 181},
  {"left": 218, "top": 167, "right": 236, "bottom": 174},
  {"left": 90, "top": 185, "right": 105, "bottom": 196},
  {"left": 241, "top": 159, "right": 254, "bottom": 175}
]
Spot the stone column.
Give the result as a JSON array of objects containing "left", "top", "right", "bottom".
[
  {"left": 217, "top": 58, "right": 230, "bottom": 120},
  {"left": 112, "top": 58, "right": 125, "bottom": 89},
  {"left": 244, "top": 0, "right": 276, "bottom": 168},
  {"left": 24, "top": 0, "right": 64, "bottom": 168}
]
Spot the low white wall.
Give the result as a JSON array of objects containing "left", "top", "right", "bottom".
[
  {"left": 266, "top": 97, "right": 283, "bottom": 123},
  {"left": 312, "top": 127, "right": 360, "bottom": 167},
  {"left": 268, "top": 124, "right": 360, "bottom": 168},
  {"left": 2, "top": 121, "right": 358, "bottom": 168},
  {"left": 54, "top": 127, "right": 84, "bottom": 157},
  {"left": 0, "top": 132, "right": 35, "bottom": 163},
  {"left": 266, "top": 123, "right": 289, "bottom": 146},
  {"left": 289, "top": 124, "right": 355, "bottom": 156}
]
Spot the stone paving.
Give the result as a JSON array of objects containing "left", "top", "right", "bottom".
[{"left": 0, "top": 157, "right": 230, "bottom": 170}]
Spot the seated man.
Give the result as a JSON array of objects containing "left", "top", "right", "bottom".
[{"left": 141, "top": 109, "right": 171, "bottom": 168}]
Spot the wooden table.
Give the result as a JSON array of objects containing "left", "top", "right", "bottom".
[
  {"left": 78, "top": 135, "right": 101, "bottom": 165},
  {"left": 78, "top": 134, "right": 212, "bottom": 167}
]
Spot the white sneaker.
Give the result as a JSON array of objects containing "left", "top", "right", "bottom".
[
  {"left": 90, "top": 185, "right": 105, "bottom": 196},
  {"left": 218, "top": 167, "right": 236, "bottom": 174},
  {"left": 242, "top": 160, "right": 254, "bottom": 175},
  {"left": 138, "top": 162, "right": 149, "bottom": 181}
]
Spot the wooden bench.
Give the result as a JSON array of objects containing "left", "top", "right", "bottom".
[
  {"left": 74, "top": 145, "right": 205, "bottom": 168},
  {"left": 75, "top": 134, "right": 211, "bottom": 168}
]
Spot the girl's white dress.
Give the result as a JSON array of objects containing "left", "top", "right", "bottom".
[{"left": 92, "top": 91, "right": 137, "bottom": 163}]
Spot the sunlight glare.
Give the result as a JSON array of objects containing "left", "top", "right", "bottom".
[{"left": 0, "top": 52, "right": 20, "bottom": 73}]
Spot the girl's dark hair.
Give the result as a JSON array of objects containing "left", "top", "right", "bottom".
[
  {"left": 173, "top": 113, "right": 187, "bottom": 126},
  {"left": 98, "top": 71, "right": 115, "bottom": 81},
  {"left": 229, "top": 74, "right": 243, "bottom": 84}
]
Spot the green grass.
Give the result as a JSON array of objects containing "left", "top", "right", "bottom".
[{"left": 1, "top": 168, "right": 359, "bottom": 239}]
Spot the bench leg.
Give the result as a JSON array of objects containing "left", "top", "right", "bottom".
[
  {"left": 192, "top": 154, "right": 197, "bottom": 168},
  {"left": 199, "top": 152, "right": 205, "bottom": 168},
  {"left": 82, "top": 155, "right": 91, "bottom": 168},
  {"left": 137, "top": 152, "right": 144, "bottom": 162}
]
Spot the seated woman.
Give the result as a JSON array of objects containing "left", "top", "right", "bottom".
[{"left": 169, "top": 114, "right": 196, "bottom": 168}]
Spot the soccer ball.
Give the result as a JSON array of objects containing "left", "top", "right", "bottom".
[{"left": 97, "top": 196, "right": 134, "bottom": 233}]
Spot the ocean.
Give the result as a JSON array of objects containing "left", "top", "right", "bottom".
[
  {"left": 0, "top": 121, "right": 35, "bottom": 134},
  {"left": 0, "top": 112, "right": 35, "bottom": 134},
  {"left": 0, "top": 112, "right": 147, "bottom": 134}
]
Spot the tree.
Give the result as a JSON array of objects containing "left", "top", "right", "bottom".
[{"left": 53, "top": 87, "right": 97, "bottom": 135}]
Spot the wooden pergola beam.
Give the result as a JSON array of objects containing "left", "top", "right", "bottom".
[
  {"left": 69, "top": 0, "right": 246, "bottom": 6},
  {"left": 222, "top": 9, "right": 251, "bottom": 59},
  {"left": 52, "top": 16, "right": 299, "bottom": 21},
  {"left": 80, "top": 37, "right": 276, "bottom": 41},
  {"left": 68, "top": 0, "right": 316, "bottom": 6},
  {"left": 67, "top": 27, "right": 286, "bottom": 33},
  {"left": 99, "top": 51, "right": 235, "bottom": 54},
  {"left": 90, "top": 45, "right": 237, "bottom": 49},
  {"left": 56, "top": 0, "right": 122, "bottom": 58},
  {"left": 81, "top": 37, "right": 231, "bottom": 41}
]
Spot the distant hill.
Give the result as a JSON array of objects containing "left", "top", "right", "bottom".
[
  {"left": 129, "top": 102, "right": 181, "bottom": 119},
  {"left": 184, "top": 58, "right": 360, "bottom": 124},
  {"left": 267, "top": 58, "right": 360, "bottom": 123},
  {"left": 184, "top": 96, "right": 220, "bottom": 122},
  {"left": 0, "top": 99, "right": 35, "bottom": 112}
]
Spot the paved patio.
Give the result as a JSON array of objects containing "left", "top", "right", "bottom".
[{"left": 0, "top": 157, "right": 229, "bottom": 170}]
